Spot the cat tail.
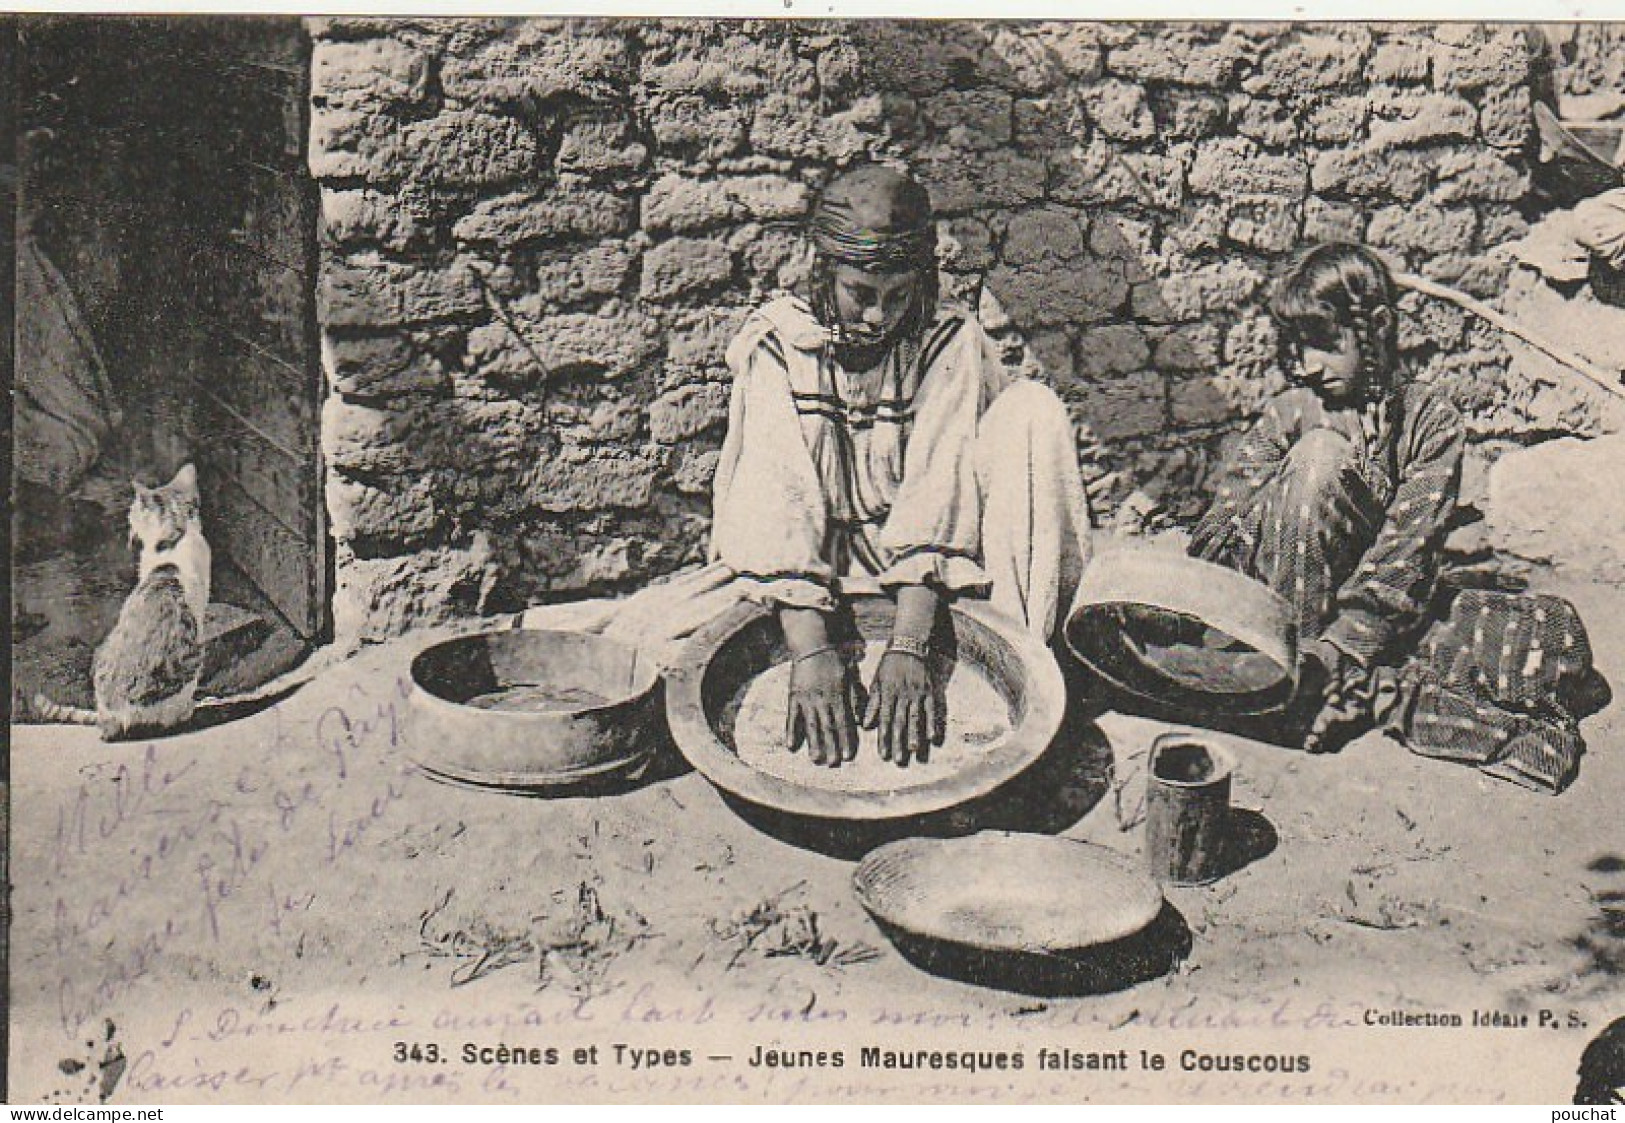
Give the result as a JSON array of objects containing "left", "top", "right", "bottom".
[{"left": 30, "top": 694, "right": 99, "bottom": 725}]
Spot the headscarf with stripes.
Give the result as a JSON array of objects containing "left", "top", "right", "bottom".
[{"left": 806, "top": 164, "right": 939, "bottom": 353}]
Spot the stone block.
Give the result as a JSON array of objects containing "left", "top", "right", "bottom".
[
  {"left": 1169, "top": 377, "right": 1246, "bottom": 427},
  {"left": 533, "top": 243, "right": 637, "bottom": 304},
  {"left": 323, "top": 332, "right": 451, "bottom": 399},
  {"left": 1418, "top": 253, "right": 1510, "bottom": 299},
  {"left": 1155, "top": 260, "right": 1268, "bottom": 320},
  {"left": 322, "top": 396, "right": 408, "bottom": 475},
  {"left": 1311, "top": 147, "right": 1432, "bottom": 201},
  {"left": 1084, "top": 79, "right": 1154, "bottom": 143},
  {"left": 1107, "top": 33, "right": 1245, "bottom": 87},
  {"left": 917, "top": 147, "right": 1048, "bottom": 216},
  {"left": 441, "top": 23, "right": 633, "bottom": 105},
  {"left": 1478, "top": 207, "right": 1530, "bottom": 247},
  {"left": 311, "top": 38, "right": 433, "bottom": 110},
  {"left": 640, "top": 237, "right": 735, "bottom": 301},
  {"left": 751, "top": 93, "right": 876, "bottom": 162},
  {"left": 397, "top": 112, "right": 538, "bottom": 191},
  {"left": 1368, "top": 90, "right": 1478, "bottom": 149},
  {"left": 466, "top": 307, "right": 663, "bottom": 381},
  {"left": 320, "top": 188, "right": 426, "bottom": 251},
  {"left": 647, "top": 94, "right": 747, "bottom": 161},
  {"left": 1434, "top": 29, "right": 1531, "bottom": 94},
  {"left": 1050, "top": 140, "right": 1146, "bottom": 207},
  {"left": 985, "top": 257, "right": 1129, "bottom": 328},
  {"left": 1172, "top": 367, "right": 1280, "bottom": 427},
  {"left": 641, "top": 33, "right": 814, "bottom": 100},
  {"left": 1153, "top": 322, "right": 1223, "bottom": 373},
  {"left": 672, "top": 446, "right": 722, "bottom": 496},
  {"left": 333, "top": 534, "right": 498, "bottom": 645},
  {"left": 1002, "top": 206, "right": 1086, "bottom": 265},
  {"left": 555, "top": 114, "right": 648, "bottom": 175},
  {"left": 923, "top": 88, "right": 1015, "bottom": 149},
  {"left": 1078, "top": 370, "right": 1167, "bottom": 440},
  {"left": 1227, "top": 198, "right": 1301, "bottom": 253},
  {"left": 1303, "top": 196, "right": 1367, "bottom": 243},
  {"left": 1121, "top": 152, "right": 1188, "bottom": 211},
  {"left": 642, "top": 174, "right": 735, "bottom": 234},
  {"left": 939, "top": 216, "right": 997, "bottom": 272},
  {"left": 1038, "top": 29, "right": 1104, "bottom": 80},
  {"left": 1230, "top": 96, "right": 1299, "bottom": 148},
  {"left": 1149, "top": 89, "right": 1228, "bottom": 140},
  {"left": 985, "top": 26, "right": 1070, "bottom": 94},
  {"left": 307, "top": 107, "right": 397, "bottom": 182},
  {"left": 1244, "top": 33, "right": 1366, "bottom": 97},
  {"left": 1485, "top": 435, "right": 1625, "bottom": 584},
  {"left": 525, "top": 448, "right": 662, "bottom": 513},
  {"left": 738, "top": 225, "right": 808, "bottom": 294},
  {"left": 1022, "top": 329, "right": 1075, "bottom": 382},
  {"left": 453, "top": 187, "right": 635, "bottom": 244},
  {"left": 1429, "top": 148, "right": 1529, "bottom": 204},
  {"left": 1305, "top": 96, "right": 1369, "bottom": 144},
  {"left": 667, "top": 311, "right": 749, "bottom": 369},
  {"left": 1188, "top": 137, "right": 1306, "bottom": 198},
  {"left": 1222, "top": 313, "right": 1280, "bottom": 376},
  {"left": 1368, "top": 203, "right": 1478, "bottom": 255},
  {"left": 1369, "top": 40, "right": 1432, "bottom": 84},
  {"left": 1477, "top": 86, "right": 1534, "bottom": 149},
  {"left": 649, "top": 382, "right": 729, "bottom": 444},
  {"left": 1397, "top": 290, "right": 1467, "bottom": 350},
  {"left": 318, "top": 256, "right": 485, "bottom": 328},
  {"left": 327, "top": 472, "right": 442, "bottom": 555},
  {"left": 1075, "top": 324, "right": 1150, "bottom": 379}
]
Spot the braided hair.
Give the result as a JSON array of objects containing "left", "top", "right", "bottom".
[{"left": 1270, "top": 242, "right": 1402, "bottom": 397}]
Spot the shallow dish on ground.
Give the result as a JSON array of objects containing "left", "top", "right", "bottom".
[
  {"left": 407, "top": 628, "right": 664, "bottom": 792},
  {"left": 665, "top": 596, "right": 1065, "bottom": 821},
  {"left": 851, "top": 831, "right": 1175, "bottom": 995}
]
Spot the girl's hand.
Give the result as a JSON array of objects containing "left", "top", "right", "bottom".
[
  {"left": 786, "top": 649, "right": 862, "bottom": 766},
  {"left": 863, "top": 648, "right": 944, "bottom": 766}
]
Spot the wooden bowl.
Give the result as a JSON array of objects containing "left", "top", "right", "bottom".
[
  {"left": 1065, "top": 548, "right": 1297, "bottom": 717},
  {"left": 664, "top": 596, "right": 1065, "bottom": 821},
  {"left": 854, "top": 831, "right": 1163, "bottom": 953},
  {"left": 407, "top": 629, "right": 663, "bottom": 792},
  {"left": 852, "top": 831, "right": 1175, "bottom": 995}
]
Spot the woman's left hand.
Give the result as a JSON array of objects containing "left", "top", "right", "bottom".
[{"left": 863, "top": 649, "right": 943, "bottom": 765}]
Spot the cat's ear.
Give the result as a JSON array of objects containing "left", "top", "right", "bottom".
[{"left": 170, "top": 463, "right": 198, "bottom": 496}]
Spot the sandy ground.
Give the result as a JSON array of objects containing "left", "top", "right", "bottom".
[{"left": 7, "top": 567, "right": 1623, "bottom": 1105}]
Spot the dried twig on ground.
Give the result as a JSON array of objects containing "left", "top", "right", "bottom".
[{"left": 709, "top": 881, "right": 879, "bottom": 970}]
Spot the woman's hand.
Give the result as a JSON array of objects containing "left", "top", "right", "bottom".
[
  {"left": 1299, "top": 637, "right": 1365, "bottom": 754},
  {"left": 863, "top": 648, "right": 943, "bottom": 766},
  {"left": 786, "top": 649, "right": 862, "bottom": 766}
]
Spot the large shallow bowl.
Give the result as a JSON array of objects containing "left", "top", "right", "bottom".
[
  {"left": 665, "top": 596, "right": 1065, "bottom": 821},
  {"left": 1065, "top": 547, "right": 1297, "bottom": 717},
  {"left": 852, "top": 831, "right": 1175, "bottom": 996},
  {"left": 853, "top": 831, "right": 1163, "bottom": 953},
  {"left": 407, "top": 628, "right": 663, "bottom": 792}
]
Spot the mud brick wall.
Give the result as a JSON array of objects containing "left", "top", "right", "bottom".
[{"left": 308, "top": 18, "right": 1613, "bottom": 645}]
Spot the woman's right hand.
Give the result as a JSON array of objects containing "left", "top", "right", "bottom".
[{"left": 786, "top": 649, "right": 862, "bottom": 766}]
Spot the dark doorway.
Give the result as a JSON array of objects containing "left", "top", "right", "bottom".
[{"left": 13, "top": 15, "right": 326, "bottom": 708}]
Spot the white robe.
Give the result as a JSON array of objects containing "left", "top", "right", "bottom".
[{"left": 519, "top": 296, "right": 1093, "bottom": 665}]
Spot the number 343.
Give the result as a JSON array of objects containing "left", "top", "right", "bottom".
[{"left": 394, "top": 1042, "right": 442, "bottom": 1064}]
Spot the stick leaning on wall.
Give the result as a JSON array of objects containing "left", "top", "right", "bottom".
[{"left": 1395, "top": 271, "right": 1625, "bottom": 401}]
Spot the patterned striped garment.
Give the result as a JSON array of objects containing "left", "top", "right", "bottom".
[{"left": 1191, "top": 380, "right": 1594, "bottom": 793}]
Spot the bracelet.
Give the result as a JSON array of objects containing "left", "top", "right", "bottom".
[
  {"left": 791, "top": 643, "right": 837, "bottom": 664},
  {"left": 886, "top": 634, "right": 931, "bottom": 660}
]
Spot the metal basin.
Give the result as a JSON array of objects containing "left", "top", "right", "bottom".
[
  {"left": 665, "top": 595, "right": 1065, "bottom": 821},
  {"left": 407, "top": 628, "right": 663, "bottom": 792}
]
